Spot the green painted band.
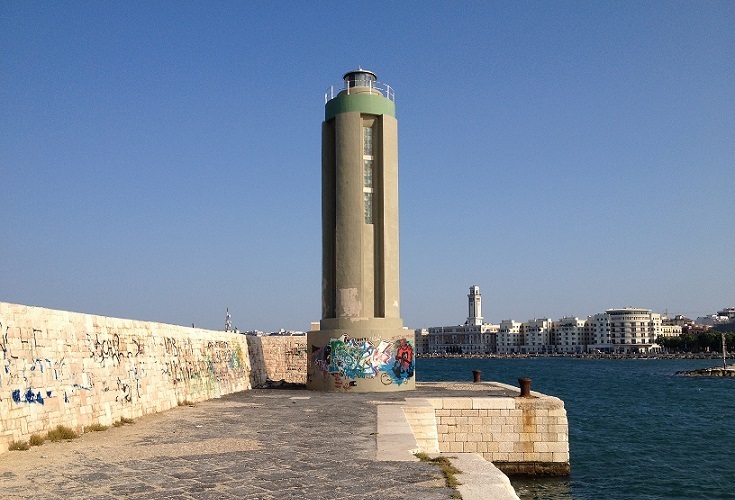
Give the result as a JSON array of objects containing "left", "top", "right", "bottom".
[{"left": 325, "top": 93, "right": 396, "bottom": 120}]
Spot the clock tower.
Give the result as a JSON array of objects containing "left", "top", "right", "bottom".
[{"left": 468, "top": 285, "right": 483, "bottom": 326}]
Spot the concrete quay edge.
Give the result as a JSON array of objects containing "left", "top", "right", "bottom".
[{"left": 373, "top": 381, "right": 570, "bottom": 499}]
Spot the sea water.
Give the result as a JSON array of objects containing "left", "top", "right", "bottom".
[{"left": 417, "top": 357, "right": 735, "bottom": 500}]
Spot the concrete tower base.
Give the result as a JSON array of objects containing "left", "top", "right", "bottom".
[{"left": 306, "top": 323, "right": 415, "bottom": 392}]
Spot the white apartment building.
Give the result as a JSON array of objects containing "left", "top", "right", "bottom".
[
  {"left": 607, "top": 308, "right": 661, "bottom": 353},
  {"left": 521, "top": 318, "right": 553, "bottom": 354},
  {"left": 585, "top": 313, "right": 612, "bottom": 352},
  {"left": 497, "top": 320, "right": 523, "bottom": 354},
  {"left": 552, "top": 317, "right": 586, "bottom": 354}
]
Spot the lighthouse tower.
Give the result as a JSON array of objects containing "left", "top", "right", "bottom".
[{"left": 307, "top": 70, "right": 414, "bottom": 392}]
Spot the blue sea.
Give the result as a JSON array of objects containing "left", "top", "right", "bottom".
[{"left": 417, "top": 357, "right": 735, "bottom": 500}]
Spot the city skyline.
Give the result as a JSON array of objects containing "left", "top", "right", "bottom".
[
  {"left": 418, "top": 285, "right": 729, "bottom": 330},
  {"left": 1, "top": 3, "right": 733, "bottom": 332}
]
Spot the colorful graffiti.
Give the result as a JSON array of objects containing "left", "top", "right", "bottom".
[{"left": 310, "top": 335, "right": 414, "bottom": 385}]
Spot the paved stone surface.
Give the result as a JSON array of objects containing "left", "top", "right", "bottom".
[{"left": 0, "top": 384, "right": 515, "bottom": 499}]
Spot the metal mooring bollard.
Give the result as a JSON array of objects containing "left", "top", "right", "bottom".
[
  {"left": 518, "top": 377, "right": 532, "bottom": 397},
  {"left": 472, "top": 370, "right": 482, "bottom": 383}
]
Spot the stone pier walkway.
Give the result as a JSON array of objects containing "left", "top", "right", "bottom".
[{"left": 1, "top": 386, "right": 487, "bottom": 499}]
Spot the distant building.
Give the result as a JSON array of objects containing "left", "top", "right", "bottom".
[
  {"left": 552, "top": 317, "right": 586, "bottom": 354},
  {"left": 423, "top": 323, "right": 498, "bottom": 355},
  {"left": 659, "top": 324, "right": 683, "bottom": 338},
  {"left": 496, "top": 320, "right": 523, "bottom": 354},
  {"left": 243, "top": 329, "right": 305, "bottom": 336},
  {"left": 268, "top": 329, "right": 306, "bottom": 336},
  {"left": 520, "top": 318, "right": 553, "bottom": 354},
  {"left": 415, "top": 292, "right": 704, "bottom": 355},
  {"left": 585, "top": 313, "right": 612, "bottom": 353},
  {"left": 702, "top": 308, "right": 735, "bottom": 332},
  {"left": 467, "top": 285, "right": 483, "bottom": 326},
  {"left": 414, "top": 328, "right": 430, "bottom": 354},
  {"left": 696, "top": 307, "right": 735, "bottom": 333},
  {"left": 662, "top": 315, "right": 693, "bottom": 327},
  {"left": 696, "top": 315, "right": 720, "bottom": 326},
  {"left": 417, "top": 286, "right": 498, "bottom": 354},
  {"left": 607, "top": 308, "right": 661, "bottom": 353}
]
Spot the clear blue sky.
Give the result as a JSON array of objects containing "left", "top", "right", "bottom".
[{"left": 1, "top": 2, "right": 733, "bottom": 331}]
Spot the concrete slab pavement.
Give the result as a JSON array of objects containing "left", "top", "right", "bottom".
[{"left": 0, "top": 384, "right": 521, "bottom": 499}]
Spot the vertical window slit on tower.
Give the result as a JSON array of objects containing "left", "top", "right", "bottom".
[
  {"left": 363, "top": 125, "right": 374, "bottom": 224},
  {"left": 363, "top": 126, "right": 373, "bottom": 156},
  {"left": 364, "top": 192, "right": 373, "bottom": 224},
  {"left": 363, "top": 159, "right": 373, "bottom": 188}
]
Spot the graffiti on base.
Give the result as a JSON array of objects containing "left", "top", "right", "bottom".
[{"left": 310, "top": 334, "right": 414, "bottom": 385}]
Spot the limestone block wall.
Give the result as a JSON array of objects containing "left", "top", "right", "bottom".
[
  {"left": 402, "top": 389, "right": 570, "bottom": 476},
  {"left": 246, "top": 335, "right": 307, "bottom": 386},
  {"left": 428, "top": 395, "right": 569, "bottom": 476},
  {"left": 0, "top": 302, "right": 253, "bottom": 454}
]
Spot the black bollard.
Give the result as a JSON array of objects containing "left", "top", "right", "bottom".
[
  {"left": 518, "top": 377, "right": 532, "bottom": 397},
  {"left": 472, "top": 370, "right": 482, "bottom": 383}
]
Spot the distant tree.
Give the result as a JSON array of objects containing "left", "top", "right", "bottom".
[
  {"left": 656, "top": 335, "right": 672, "bottom": 350},
  {"left": 680, "top": 333, "right": 697, "bottom": 352},
  {"left": 697, "top": 331, "right": 719, "bottom": 352},
  {"left": 710, "top": 330, "right": 735, "bottom": 352},
  {"left": 657, "top": 335, "right": 686, "bottom": 351},
  {"left": 658, "top": 331, "right": 735, "bottom": 354}
]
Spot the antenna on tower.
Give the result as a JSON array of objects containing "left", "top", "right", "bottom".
[{"left": 225, "top": 307, "right": 232, "bottom": 332}]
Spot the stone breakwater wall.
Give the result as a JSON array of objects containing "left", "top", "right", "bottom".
[
  {"left": 0, "top": 302, "right": 301, "bottom": 454},
  {"left": 247, "top": 335, "right": 307, "bottom": 386}
]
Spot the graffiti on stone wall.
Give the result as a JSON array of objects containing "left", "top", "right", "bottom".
[
  {"left": 1, "top": 312, "right": 250, "bottom": 409},
  {"left": 158, "top": 338, "right": 247, "bottom": 393},
  {"left": 163, "top": 336, "right": 195, "bottom": 357},
  {"left": 310, "top": 334, "right": 414, "bottom": 385},
  {"left": 285, "top": 342, "right": 307, "bottom": 373},
  {"left": 86, "top": 333, "right": 145, "bottom": 365},
  {"left": 162, "top": 358, "right": 201, "bottom": 385},
  {"left": 0, "top": 320, "right": 8, "bottom": 359},
  {"left": 11, "top": 387, "right": 50, "bottom": 404},
  {"left": 205, "top": 340, "right": 246, "bottom": 384}
]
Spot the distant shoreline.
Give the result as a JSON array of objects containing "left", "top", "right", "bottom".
[{"left": 417, "top": 352, "right": 731, "bottom": 361}]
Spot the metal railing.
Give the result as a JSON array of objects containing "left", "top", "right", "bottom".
[{"left": 324, "top": 80, "right": 395, "bottom": 104}]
